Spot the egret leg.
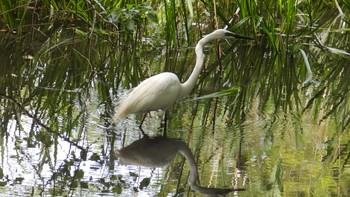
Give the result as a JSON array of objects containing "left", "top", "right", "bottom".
[
  {"left": 162, "top": 111, "right": 168, "bottom": 137},
  {"left": 139, "top": 113, "right": 148, "bottom": 136}
]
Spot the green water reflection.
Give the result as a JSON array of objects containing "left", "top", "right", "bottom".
[{"left": 1, "top": 2, "right": 350, "bottom": 195}]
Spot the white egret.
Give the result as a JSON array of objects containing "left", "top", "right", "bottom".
[{"left": 113, "top": 29, "right": 252, "bottom": 134}]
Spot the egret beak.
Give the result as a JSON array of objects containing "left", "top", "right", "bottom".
[{"left": 225, "top": 32, "right": 253, "bottom": 40}]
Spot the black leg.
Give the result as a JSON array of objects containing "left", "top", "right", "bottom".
[
  {"left": 139, "top": 113, "right": 148, "bottom": 136},
  {"left": 163, "top": 111, "right": 168, "bottom": 137}
]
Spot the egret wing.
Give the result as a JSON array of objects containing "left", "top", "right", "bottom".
[{"left": 114, "top": 72, "right": 181, "bottom": 120}]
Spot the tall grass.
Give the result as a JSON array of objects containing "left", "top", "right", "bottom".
[
  {"left": 0, "top": 0, "right": 350, "bottom": 195},
  {"left": 0, "top": 0, "right": 349, "bottom": 138}
]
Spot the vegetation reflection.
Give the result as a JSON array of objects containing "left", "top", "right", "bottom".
[
  {"left": 117, "top": 135, "right": 245, "bottom": 195},
  {"left": 0, "top": 0, "right": 349, "bottom": 196}
]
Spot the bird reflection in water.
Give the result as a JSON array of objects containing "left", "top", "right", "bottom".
[{"left": 116, "top": 135, "right": 245, "bottom": 196}]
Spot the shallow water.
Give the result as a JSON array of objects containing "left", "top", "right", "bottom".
[
  {"left": 1, "top": 16, "right": 350, "bottom": 196},
  {"left": 1, "top": 91, "right": 349, "bottom": 196}
]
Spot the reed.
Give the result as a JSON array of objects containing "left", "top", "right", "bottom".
[
  {"left": 0, "top": 0, "right": 350, "bottom": 195},
  {"left": 1, "top": 0, "right": 349, "bottom": 136}
]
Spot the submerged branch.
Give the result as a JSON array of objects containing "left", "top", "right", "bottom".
[{"left": 0, "top": 94, "right": 88, "bottom": 150}]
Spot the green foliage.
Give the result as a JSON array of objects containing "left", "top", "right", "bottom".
[
  {"left": 0, "top": 0, "right": 350, "bottom": 196},
  {"left": 109, "top": 4, "right": 159, "bottom": 31},
  {"left": 193, "top": 87, "right": 240, "bottom": 100}
]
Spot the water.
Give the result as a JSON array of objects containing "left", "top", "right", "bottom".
[
  {"left": 1, "top": 25, "right": 350, "bottom": 196},
  {"left": 1, "top": 94, "right": 349, "bottom": 196}
]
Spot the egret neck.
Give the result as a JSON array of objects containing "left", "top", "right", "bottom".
[{"left": 179, "top": 39, "right": 207, "bottom": 98}]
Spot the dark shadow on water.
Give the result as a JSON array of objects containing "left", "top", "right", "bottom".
[{"left": 116, "top": 135, "right": 245, "bottom": 196}]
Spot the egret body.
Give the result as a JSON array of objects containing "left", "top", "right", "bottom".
[{"left": 113, "top": 29, "right": 252, "bottom": 131}]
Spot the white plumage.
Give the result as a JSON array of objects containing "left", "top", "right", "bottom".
[{"left": 113, "top": 29, "right": 252, "bottom": 129}]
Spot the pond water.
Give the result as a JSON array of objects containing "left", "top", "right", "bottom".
[
  {"left": 1, "top": 21, "right": 350, "bottom": 197},
  {"left": 1, "top": 94, "right": 349, "bottom": 196}
]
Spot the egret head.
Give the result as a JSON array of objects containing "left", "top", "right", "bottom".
[{"left": 206, "top": 29, "right": 253, "bottom": 40}]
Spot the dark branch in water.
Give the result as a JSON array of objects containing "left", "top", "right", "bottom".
[{"left": 0, "top": 94, "right": 88, "bottom": 150}]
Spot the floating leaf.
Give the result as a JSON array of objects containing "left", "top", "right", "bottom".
[
  {"left": 90, "top": 153, "right": 100, "bottom": 161},
  {"left": 113, "top": 186, "right": 122, "bottom": 194},
  {"left": 80, "top": 181, "right": 89, "bottom": 189},
  {"left": 139, "top": 178, "right": 150, "bottom": 189},
  {"left": 129, "top": 172, "right": 138, "bottom": 177},
  {"left": 75, "top": 169, "right": 84, "bottom": 179}
]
